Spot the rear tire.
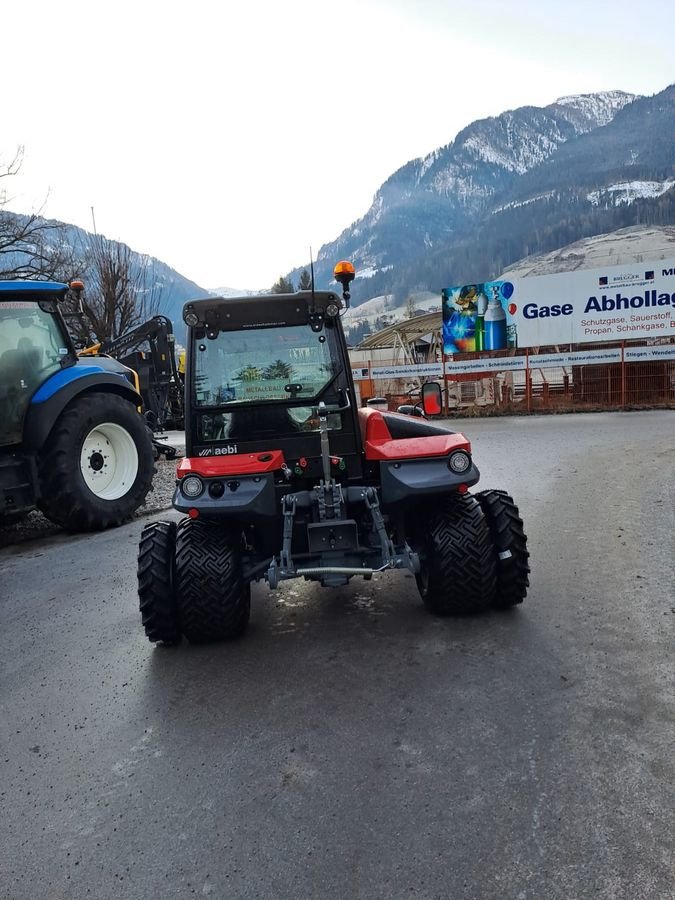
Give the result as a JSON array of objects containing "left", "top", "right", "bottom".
[
  {"left": 38, "top": 392, "right": 154, "bottom": 531},
  {"left": 174, "top": 518, "right": 250, "bottom": 643},
  {"left": 415, "top": 493, "right": 496, "bottom": 615},
  {"left": 138, "top": 521, "right": 181, "bottom": 645},
  {"left": 475, "top": 490, "right": 529, "bottom": 609}
]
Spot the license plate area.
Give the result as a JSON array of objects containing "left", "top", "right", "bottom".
[{"left": 307, "top": 519, "right": 359, "bottom": 553}]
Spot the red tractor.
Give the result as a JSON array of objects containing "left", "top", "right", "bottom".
[{"left": 138, "top": 262, "right": 529, "bottom": 644}]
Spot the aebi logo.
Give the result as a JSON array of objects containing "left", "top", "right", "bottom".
[
  {"left": 214, "top": 445, "right": 238, "bottom": 456},
  {"left": 197, "top": 445, "right": 238, "bottom": 457}
]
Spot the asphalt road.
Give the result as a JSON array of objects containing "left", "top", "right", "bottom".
[{"left": 1, "top": 411, "right": 673, "bottom": 900}]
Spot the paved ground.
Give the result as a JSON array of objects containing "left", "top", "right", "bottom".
[{"left": 1, "top": 411, "right": 673, "bottom": 900}]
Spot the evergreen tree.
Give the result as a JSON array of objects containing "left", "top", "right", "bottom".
[
  {"left": 263, "top": 360, "right": 293, "bottom": 380},
  {"left": 298, "top": 268, "right": 312, "bottom": 290},
  {"left": 271, "top": 275, "right": 295, "bottom": 294}
]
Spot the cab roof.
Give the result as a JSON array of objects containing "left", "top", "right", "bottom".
[
  {"left": 182, "top": 290, "right": 344, "bottom": 331},
  {"left": 0, "top": 280, "right": 68, "bottom": 301}
]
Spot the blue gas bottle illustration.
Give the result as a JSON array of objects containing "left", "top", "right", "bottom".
[{"left": 484, "top": 285, "right": 507, "bottom": 350}]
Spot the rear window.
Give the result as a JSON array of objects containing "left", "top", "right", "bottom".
[{"left": 193, "top": 322, "right": 339, "bottom": 408}]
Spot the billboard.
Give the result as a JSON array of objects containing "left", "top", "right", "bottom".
[
  {"left": 442, "top": 281, "right": 516, "bottom": 354},
  {"left": 442, "top": 259, "right": 675, "bottom": 353}
]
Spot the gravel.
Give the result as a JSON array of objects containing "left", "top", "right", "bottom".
[{"left": 0, "top": 455, "right": 181, "bottom": 549}]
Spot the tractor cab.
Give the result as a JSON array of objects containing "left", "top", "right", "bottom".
[
  {"left": 182, "top": 275, "right": 455, "bottom": 486},
  {"left": 182, "top": 287, "right": 365, "bottom": 483},
  {"left": 0, "top": 282, "right": 77, "bottom": 447}
]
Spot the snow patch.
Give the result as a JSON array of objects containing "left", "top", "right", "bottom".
[
  {"left": 493, "top": 192, "right": 555, "bottom": 214},
  {"left": 555, "top": 90, "right": 637, "bottom": 125},
  {"left": 419, "top": 149, "right": 441, "bottom": 179},
  {"left": 464, "top": 135, "right": 525, "bottom": 173},
  {"left": 587, "top": 180, "right": 674, "bottom": 207},
  {"left": 356, "top": 265, "right": 392, "bottom": 280}
]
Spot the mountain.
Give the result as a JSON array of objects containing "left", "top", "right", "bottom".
[
  {"left": 293, "top": 85, "right": 674, "bottom": 305},
  {"left": 208, "top": 286, "right": 258, "bottom": 298}
]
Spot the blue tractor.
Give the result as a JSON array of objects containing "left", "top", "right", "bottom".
[{"left": 0, "top": 280, "right": 155, "bottom": 531}]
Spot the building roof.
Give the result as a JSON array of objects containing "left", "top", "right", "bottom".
[{"left": 357, "top": 310, "right": 441, "bottom": 349}]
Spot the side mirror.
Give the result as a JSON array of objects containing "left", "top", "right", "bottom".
[{"left": 421, "top": 382, "right": 443, "bottom": 417}]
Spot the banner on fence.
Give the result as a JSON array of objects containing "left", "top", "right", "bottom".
[
  {"left": 351, "top": 363, "right": 443, "bottom": 380},
  {"left": 442, "top": 259, "right": 675, "bottom": 353},
  {"left": 624, "top": 344, "right": 675, "bottom": 362},
  {"left": 350, "top": 344, "right": 674, "bottom": 379}
]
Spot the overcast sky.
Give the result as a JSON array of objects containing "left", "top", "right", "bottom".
[{"left": 3, "top": 0, "right": 673, "bottom": 290}]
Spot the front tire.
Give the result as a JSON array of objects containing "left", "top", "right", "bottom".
[
  {"left": 138, "top": 521, "right": 181, "bottom": 645},
  {"left": 415, "top": 493, "right": 496, "bottom": 615},
  {"left": 475, "top": 490, "right": 529, "bottom": 609},
  {"left": 174, "top": 519, "right": 250, "bottom": 643},
  {"left": 38, "top": 392, "right": 154, "bottom": 531}
]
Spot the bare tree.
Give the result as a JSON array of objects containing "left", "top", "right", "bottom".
[
  {"left": 404, "top": 294, "right": 417, "bottom": 319},
  {"left": 73, "top": 234, "right": 166, "bottom": 344},
  {"left": 0, "top": 147, "right": 77, "bottom": 279},
  {"left": 1, "top": 147, "right": 169, "bottom": 344}
]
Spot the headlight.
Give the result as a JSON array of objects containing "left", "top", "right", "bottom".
[
  {"left": 448, "top": 451, "right": 471, "bottom": 474},
  {"left": 184, "top": 310, "right": 199, "bottom": 327},
  {"left": 181, "top": 475, "right": 204, "bottom": 498}
]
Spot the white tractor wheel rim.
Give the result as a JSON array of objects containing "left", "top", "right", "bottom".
[{"left": 80, "top": 422, "right": 139, "bottom": 501}]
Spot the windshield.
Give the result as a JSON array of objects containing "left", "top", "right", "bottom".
[
  {"left": 193, "top": 323, "right": 339, "bottom": 408},
  {"left": 0, "top": 301, "right": 70, "bottom": 446}
]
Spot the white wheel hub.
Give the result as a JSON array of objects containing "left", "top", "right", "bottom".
[{"left": 80, "top": 422, "right": 139, "bottom": 500}]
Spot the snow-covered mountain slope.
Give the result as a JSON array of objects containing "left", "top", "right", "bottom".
[
  {"left": 554, "top": 90, "right": 635, "bottom": 126},
  {"left": 208, "top": 285, "right": 257, "bottom": 297},
  {"left": 501, "top": 225, "right": 675, "bottom": 278}
]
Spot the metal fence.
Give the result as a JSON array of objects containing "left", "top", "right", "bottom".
[{"left": 351, "top": 340, "right": 675, "bottom": 414}]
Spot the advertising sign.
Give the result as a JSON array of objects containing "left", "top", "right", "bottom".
[
  {"left": 442, "top": 281, "right": 516, "bottom": 354},
  {"left": 442, "top": 259, "right": 675, "bottom": 352}
]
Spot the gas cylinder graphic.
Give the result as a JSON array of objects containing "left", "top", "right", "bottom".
[
  {"left": 484, "top": 288, "right": 507, "bottom": 350},
  {"left": 474, "top": 291, "right": 488, "bottom": 351}
]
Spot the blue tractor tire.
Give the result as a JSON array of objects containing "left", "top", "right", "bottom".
[{"left": 37, "top": 391, "right": 154, "bottom": 532}]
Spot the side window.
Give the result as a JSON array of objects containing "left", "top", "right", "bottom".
[{"left": 0, "top": 305, "right": 67, "bottom": 446}]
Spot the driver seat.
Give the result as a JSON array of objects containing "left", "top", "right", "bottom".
[{"left": 1, "top": 340, "right": 41, "bottom": 384}]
